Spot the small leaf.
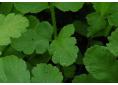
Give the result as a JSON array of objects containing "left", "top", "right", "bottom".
[
  {"left": 26, "top": 15, "right": 39, "bottom": 29},
  {"left": 0, "top": 55, "right": 30, "bottom": 82},
  {"left": 55, "top": 2, "right": 84, "bottom": 12},
  {"left": 87, "top": 13, "right": 106, "bottom": 37},
  {"left": 107, "top": 28, "right": 118, "bottom": 56},
  {"left": 14, "top": 2, "right": 48, "bottom": 14},
  {"left": 31, "top": 63, "right": 63, "bottom": 83},
  {"left": 0, "top": 13, "right": 29, "bottom": 45},
  {"left": 12, "top": 21, "right": 53, "bottom": 54},
  {"left": 49, "top": 24, "right": 79, "bottom": 66}
]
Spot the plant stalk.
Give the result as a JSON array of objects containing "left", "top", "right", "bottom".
[{"left": 49, "top": 2, "right": 57, "bottom": 39}]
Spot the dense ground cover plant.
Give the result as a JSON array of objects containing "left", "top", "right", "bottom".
[{"left": 0, "top": 2, "right": 118, "bottom": 83}]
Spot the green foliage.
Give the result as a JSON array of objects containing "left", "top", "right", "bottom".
[
  {"left": 14, "top": 2, "right": 48, "bottom": 14},
  {"left": 12, "top": 21, "right": 53, "bottom": 54},
  {"left": 0, "top": 3, "right": 13, "bottom": 14},
  {"left": 72, "top": 74, "right": 103, "bottom": 83},
  {"left": 107, "top": 28, "right": 118, "bottom": 56},
  {"left": 49, "top": 24, "right": 78, "bottom": 66},
  {"left": 0, "top": 13, "right": 29, "bottom": 45},
  {"left": 31, "top": 63, "right": 63, "bottom": 83},
  {"left": 54, "top": 2, "right": 84, "bottom": 12},
  {"left": 87, "top": 13, "right": 106, "bottom": 37},
  {"left": 0, "top": 55, "right": 30, "bottom": 82},
  {"left": 1, "top": 2, "right": 118, "bottom": 83}
]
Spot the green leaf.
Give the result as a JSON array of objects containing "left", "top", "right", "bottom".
[
  {"left": 72, "top": 74, "right": 104, "bottom": 83},
  {"left": 29, "top": 53, "right": 51, "bottom": 65},
  {"left": 73, "top": 20, "right": 88, "bottom": 37},
  {"left": 26, "top": 15, "right": 39, "bottom": 29},
  {"left": 3, "top": 46, "right": 25, "bottom": 58},
  {"left": 83, "top": 45, "right": 115, "bottom": 80},
  {"left": 0, "top": 13, "right": 29, "bottom": 46},
  {"left": 12, "top": 21, "right": 53, "bottom": 54},
  {"left": 108, "top": 12, "right": 118, "bottom": 26},
  {"left": 93, "top": 2, "right": 111, "bottom": 16},
  {"left": 31, "top": 63, "right": 63, "bottom": 83},
  {"left": 0, "top": 55, "right": 30, "bottom": 82},
  {"left": 107, "top": 28, "right": 118, "bottom": 56},
  {"left": 49, "top": 24, "right": 79, "bottom": 66},
  {"left": 93, "top": 25, "right": 112, "bottom": 37},
  {"left": 62, "top": 64, "right": 76, "bottom": 79},
  {"left": 87, "top": 13, "right": 106, "bottom": 37},
  {"left": 0, "top": 46, "right": 6, "bottom": 56},
  {"left": 14, "top": 2, "right": 48, "bottom": 14},
  {"left": 55, "top": 2, "right": 84, "bottom": 12},
  {"left": 0, "top": 2, "right": 13, "bottom": 14}
]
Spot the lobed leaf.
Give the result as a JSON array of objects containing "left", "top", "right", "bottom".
[
  {"left": 31, "top": 63, "right": 63, "bottom": 83},
  {"left": 0, "top": 13, "right": 29, "bottom": 45},
  {"left": 12, "top": 21, "right": 53, "bottom": 54},
  {"left": 49, "top": 24, "right": 79, "bottom": 66}
]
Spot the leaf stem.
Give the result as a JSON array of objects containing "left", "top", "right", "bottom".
[{"left": 49, "top": 2, "right": 57, "bottom": 39}]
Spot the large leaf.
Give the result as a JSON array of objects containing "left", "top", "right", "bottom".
[
  {"left": 49, "top": 24, "right": 79, "bottom": 66},
  {"left": 0, "top": 55, "right": 30, "bottom": 82},
  {"left": 31, "top": 63, "right": 63, "bottom": 83},
  {"left": 0, "top": 13, "right": 29, "bottom": 45},
  {"left": 14, "top": 2, "right": 48, "bottom": 14},
  {"left": 12, "top": 21, "right": 53, "bottom": 54},
  {"left": 55, "top": 2, "right": 84, "bottom": 12},
  {"left": 83, "top": 45, "right": 115, "bottom": 81}
]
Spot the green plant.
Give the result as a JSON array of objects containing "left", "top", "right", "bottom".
[{"left": 0, "top": 2, "right": 118, "bottom": 83}]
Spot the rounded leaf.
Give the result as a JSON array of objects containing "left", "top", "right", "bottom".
[
  {"left": 84, "top": 45, "right": 115, "bottom": 80},
  {"left": 14, "top": 2, "right": 48, "bottom": 14},
  {"left": 31, "top": 63, "right": 63, "bottom": 83},
  {"left": 55, "top": 2, "right": 84, "bottom": 12},
  {"left": 0, "top": 55, "right": 30, "bottom": 82}
]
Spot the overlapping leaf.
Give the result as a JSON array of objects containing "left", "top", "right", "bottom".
[
  {"left": 12, "top": 21, "right": 53, "bottom": 54},
  {"left": 49, "top": 24, "right": 79, "bottom": 66},
  {"left": 31, "top": 63, "right": 63, "bottom": 83},
  {"left": 0, "top": 13, "right": 29, "bottom": 46}
]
